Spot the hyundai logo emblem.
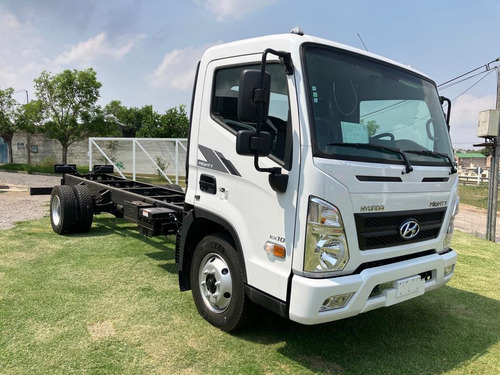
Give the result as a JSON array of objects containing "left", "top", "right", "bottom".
[{"left": 399, "top": 219, "right": 420, "bottom": 240}]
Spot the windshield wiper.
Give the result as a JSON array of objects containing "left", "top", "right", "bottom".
[
  {"left": 327, "top": 143, "right": 413, "bottom": 174},
  {"left": 404, "top": 150, "right": 457, "bottom": 175}
]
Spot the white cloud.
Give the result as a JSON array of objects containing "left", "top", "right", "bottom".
[
  {"left": 149, "top": 43, "right": 220, "bottom": 90},
  {"left": 450, "top": 93, "right": 496, "bottom": 148},
  {"left": 194, "top": 0, "right": 277, "bottom": 22},
  {"left": 0, "top": 9, "right": 144, "bottom": 102},
  {"left": 0, "top": 11, "right": 45, "bottom": 95},
  {"left": 54, "top": 32, "right": 145, "bottom": 66}
]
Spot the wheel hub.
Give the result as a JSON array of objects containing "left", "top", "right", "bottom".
[
  {"left": 198, "top": 253, "right": 233, "bottom": 313},
  {"left": 51, "top": 195, "right": 61, "bottom": 226},
  {"left": 205, "top": 274, "right": 217, "bottom": 294}
]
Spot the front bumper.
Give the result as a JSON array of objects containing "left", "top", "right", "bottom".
[{"left": 289, "top": 250, "right": 457, "bottom": 325}]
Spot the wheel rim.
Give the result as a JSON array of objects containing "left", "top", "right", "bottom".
[
  {"left": 198, "top": 253, "right": 233, "bottom": 313},
  {"left": 51, "top": 194, "right": 61, "bottom": 226}
]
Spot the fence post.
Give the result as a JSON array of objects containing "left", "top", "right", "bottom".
[
  {"left": 89, "top": 138, "right": 93, "bottom": 171},
  {"left": 132, "top": 139, "right": 136, "bottom": 181},
  {"left": 175, "top": 140, "right": 179, "bottom": 185}
]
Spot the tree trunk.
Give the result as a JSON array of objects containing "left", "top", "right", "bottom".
[
  {"left": 27, "top": 134, "right": 31, "bottom": 165},
  {"left": 6, "top": 140, "right": 13, "bottom": 164},
  {"left": 62, "top": 145, "right": 68, "bottom": 165}
]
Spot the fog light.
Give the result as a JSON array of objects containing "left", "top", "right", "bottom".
[
  {"left": 444, "top": 265, "right": 454, "bottom": 277},
  {"left": 319, "top": 293, "right": 353, "bottom": 312}
]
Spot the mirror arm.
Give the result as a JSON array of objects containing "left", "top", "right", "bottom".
[
  {"left": 261, "top": 49, "right": 294, "bottom": 76},
  {"left": 439, "top": 96, "right": 451, "bottom": 131},
  {"left": 253, "top": 154, "right": 280, "bottom": 174},
  {"left": 254, "top": 154, "right": 288, "bottom": 192}
]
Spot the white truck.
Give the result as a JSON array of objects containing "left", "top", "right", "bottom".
[{"left": 36, "top": 29, "right": 459, "bottom": 331}]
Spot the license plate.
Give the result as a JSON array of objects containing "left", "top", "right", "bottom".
[{"left": 394, "top": 275, "right": 425, "bottom": 297}]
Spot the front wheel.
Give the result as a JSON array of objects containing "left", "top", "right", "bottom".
[{"left": 190, "top": 234, "right": 255, "bottom": 331}]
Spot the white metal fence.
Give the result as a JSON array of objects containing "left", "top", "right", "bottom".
[{"left": 89, "top": 138, "right": 188, "bottom": 184}]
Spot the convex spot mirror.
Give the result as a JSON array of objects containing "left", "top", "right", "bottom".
[
  {"left": 237, "top": 69, "right": 271, "bottom": 124},
  {"left": 236, "top": 130, "right": 273, "bottom": 157}
]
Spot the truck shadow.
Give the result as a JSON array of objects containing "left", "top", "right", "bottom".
[
  {"left": 236, "top": 286, "right": 499, "bottom": 374},
  {"left": 69, "top": 216, "right": 179, "bottom": 273}
]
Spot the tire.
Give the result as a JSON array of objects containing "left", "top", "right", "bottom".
[
  {"left": 50, "top": 185, "right": 78, "bottom": 235},
  {"left": 72, "top": 185, "right": 94, "bottom": 233},
  {"left": 190, "top": 234, "right": 256, "bottom": 332}
]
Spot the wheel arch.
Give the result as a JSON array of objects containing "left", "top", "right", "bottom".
[{"left": 177, "top": 206, "right": 246, "bottom": 291}]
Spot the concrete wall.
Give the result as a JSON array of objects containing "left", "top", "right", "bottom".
[
  {"left": 11, "top": 132, "right": 88, "bottom": 165},
  {"left": 7, "top": 134, "right": 187, "bottom": 181}
]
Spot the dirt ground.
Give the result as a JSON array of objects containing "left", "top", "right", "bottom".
[{"left": 0, "top": 171, "right": 61, "bottom": 230}]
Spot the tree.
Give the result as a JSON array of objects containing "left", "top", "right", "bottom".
[
  {"left": 479, "top": 147, "right": 490, "bottom": 157},
  {"left": 136, "top": 105, "right": 189, "bottom": 138},
  {"left": 360, "top": 119, "right": 380, "bottom": 137},
  {"left": 34, "top": 68, "right": 107, "bottom": 164},
  {"left": 14, "top": 100, "right": 44, "bottom": 133},
  {"left": 104, "top": 100, "right": 146, "bottom": 137},
  {"left": 12, "top": 100, "right": 45, "bottom": 164},
  {"left": 0, "top": 87, "right": 18, "bottom": 163}
]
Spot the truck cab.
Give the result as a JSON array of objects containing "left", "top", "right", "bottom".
[{"left": 178, "top": 30, "right": 458, "bottom": 330}]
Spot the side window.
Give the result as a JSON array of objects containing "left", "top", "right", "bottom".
[{"left": 211, "top": 63, "right": 291, "bottom": 168}]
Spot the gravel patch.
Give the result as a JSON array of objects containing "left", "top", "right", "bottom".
[{"left": 0, "top": 171, "right": 60, "bottom": 230}]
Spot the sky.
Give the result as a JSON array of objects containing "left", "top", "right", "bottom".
[{"left": 1, "top": 0, "right": 499, "bottom": 149}]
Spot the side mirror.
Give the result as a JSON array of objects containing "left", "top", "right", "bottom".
[
  {"left": 238, "top": 69, "right": 271, "bottom": 124},
  {"left": 236, "top": 130, "right": 273, "bottom": 157}
]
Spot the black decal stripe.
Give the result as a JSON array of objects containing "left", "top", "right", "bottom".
[
  {"left": 198, "top": 145, "right": 229, "bottom": 173},
  {"left": 215, "top": 151, "right": 241, "bottom": 176}
]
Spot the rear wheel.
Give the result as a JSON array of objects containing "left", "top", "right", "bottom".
[
  {"left": 50, "top": 185, "right": 78, "bottom": 235},
  {"left": 190, "top": 234, "right": 255, "bottom": 331},
  {"left": 72, "top": 185, "right": 94, "bottom": 233}
]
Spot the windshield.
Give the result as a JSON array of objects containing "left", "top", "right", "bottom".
[{"left": 303, "top": 44, "right": 453, "bottom": 167}]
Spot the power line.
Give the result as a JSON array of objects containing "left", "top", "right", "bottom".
[
  {"left": 437, "top": 58, "right": 499, "bottom": 88},
  {"left": 439, "top": 69, "right": 492, "bottom": 90},
  {"left": 451, "top": 68, "right": 496, "bottom": 102}
]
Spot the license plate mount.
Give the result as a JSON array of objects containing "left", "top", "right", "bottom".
[{"left": 394, "top": 275, "right": 425, "bottom": 298}]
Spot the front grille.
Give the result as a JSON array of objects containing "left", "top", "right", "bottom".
[{"left": 354, "top": 208, "right": 446, "bottom": 250}]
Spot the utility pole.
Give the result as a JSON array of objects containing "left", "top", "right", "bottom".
[{"left": 486, "top": 68, "right": 500, "bottom": 241}]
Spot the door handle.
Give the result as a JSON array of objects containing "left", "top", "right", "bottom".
[{"left": 199, "top": 174, "right": 217, "bottom": 194}]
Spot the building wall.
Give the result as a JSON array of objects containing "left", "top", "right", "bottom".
[
  {"left": 11, "top": 132, "right": 88, "bottom": 165},
  {"left": 457, "top": 157, "right": 487, "bottom": 168}
]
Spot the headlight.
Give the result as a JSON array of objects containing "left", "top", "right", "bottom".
[
  {"left": 304, "top": 197, "right": 349, "bottom": 273},
  {"left": 443, "top": 197, "right": 460, "bottom": 251}
]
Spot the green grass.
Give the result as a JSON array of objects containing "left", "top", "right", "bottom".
[
  {"left": 458, "top": 184, "right": 492, "bottom": 210},
  {"left": 0, "top": 163, "right": 90, "bottom": 175},
  {"left": 1, "top": 217, "right": 499, "bottom": 375}
]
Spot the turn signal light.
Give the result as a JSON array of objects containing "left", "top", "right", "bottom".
[{"left": 264, "top": 242, "right": 286, "bottom": 258}]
